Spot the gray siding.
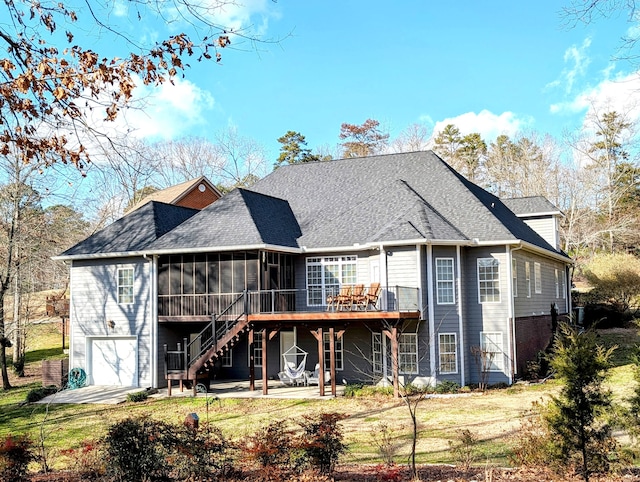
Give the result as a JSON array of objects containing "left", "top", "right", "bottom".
[
  {"left": 462, "top": 247, "right": 510, "bottom": 385},
  {"left": 69, "top": 257, "right": 152, "bottom": 387},
  {"left": 512, "top": 251, "right": 568, "bottom": 318},
  {"left": 431, "top": 246, "right": 463, "bottom": 385}
]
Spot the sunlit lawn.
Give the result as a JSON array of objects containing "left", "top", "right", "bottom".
[{"left": 1, "top": 323, "right": 639, "bottom": 471}]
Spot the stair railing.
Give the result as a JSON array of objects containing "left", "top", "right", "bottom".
[{"left": 186, "top": 291, "right": 246, "bottom": 368}]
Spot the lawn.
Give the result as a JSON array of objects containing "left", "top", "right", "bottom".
[{"left": 1, "top": 323, "right": 639, "bottom": 474}]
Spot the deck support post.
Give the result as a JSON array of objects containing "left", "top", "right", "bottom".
[
  {"left": 262, "top": 330, "right": 268, "bottom": 395},
  {"left": 329, "top": 327, "right": 336, "bottom": 397},
  {"left": 383, "top": 325, "right": 400, "bottom": 398},
  {"left": 310, "top": 328, "right": 325, "bottom": 396}
]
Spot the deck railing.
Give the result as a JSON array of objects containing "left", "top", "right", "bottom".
[{"left": 159, "top": 285, "right": 421, "bottom": 317}]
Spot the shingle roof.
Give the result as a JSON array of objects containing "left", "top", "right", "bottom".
[
  {"left": 59, "top": 202, "right": 199, "bottom": 256},
  {"left": 502, "top": 196, "right": 562, "bottom": 216},
  {"left": 249, "top": 151, "right": 562, "bottom": 253},
  {"left": 149, "top": 189, "right": 301, "bottom": 250},
  {"left": 59, "top": 151, "right": 569, "bottom": 259}
]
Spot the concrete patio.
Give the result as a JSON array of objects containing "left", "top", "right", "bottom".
[{"left": 36, "top": 380, "right": 344, "bottom": 405}]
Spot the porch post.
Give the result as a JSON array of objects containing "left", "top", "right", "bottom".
[
  {"left": 249, "top": 327, "right": 255, "bottom": 391},
  {"left": 316, "top": 328, "right": 325, "bottom": 396},
  {"left": 262, "top": 329, "right": 268, "bottom": 395},
  {"left": 383, "top": 326, "right": 400, "bottom": 398},
  {"left": 391, "top": 326, "right": 399, "bottom": 398},
  {"left": 329, "top": 327, "right": 336, "bottom": 396}
]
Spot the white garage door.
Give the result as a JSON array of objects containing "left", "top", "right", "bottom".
[{"left": 89, "top": 337, "right": 137, "bottom": 386}]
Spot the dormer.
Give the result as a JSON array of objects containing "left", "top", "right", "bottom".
[{"left": 502, "top": 196, "right": 563, "bottom": 250}]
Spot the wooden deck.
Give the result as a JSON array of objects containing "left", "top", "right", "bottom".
[{"left": 159, "top": 310, "right": 421, "bottom": 323}]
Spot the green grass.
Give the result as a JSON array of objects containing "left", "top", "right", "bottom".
[{"left": 1, "top": 325, "right": 640, "bottom": 472}]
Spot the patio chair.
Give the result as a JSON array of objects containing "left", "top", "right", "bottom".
[
  {"left": 326, "top": 285, "right": 352, "bottom": 311},
  {"left": 364, "top": 282, "right": 381, "bottom": 311},
  {"left": 306, "top": 363, "right": 331, "bottom": 385},
  {"left": 351, "top": 284, "right": 366, "bottom": 310}
]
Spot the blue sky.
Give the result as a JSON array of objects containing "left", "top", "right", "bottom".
[{"left": 101, "top": 1, "right": 639, "bottom": 160}]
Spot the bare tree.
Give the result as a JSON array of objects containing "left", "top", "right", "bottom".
[{"left": 391, "top": 123, "right": 430, "bottom": 153}]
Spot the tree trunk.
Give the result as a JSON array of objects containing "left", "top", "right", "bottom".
[
  {"left": 0, "top": 287, "right": 12, "bottom": 389},
  {"left": 12, "top": 270, "right": 21, "bottom": 365}
]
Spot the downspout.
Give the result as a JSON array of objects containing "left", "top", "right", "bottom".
[
  {"left": 507, "top": 244, "right": 523, "bottom": 384},
  {"left": 68, "top": 261, "right": 74, "bottom": 370},
  {"left": 426, "top": 244, "right": 436, "bottom": 385},
  {"left": 456, "top": 245, "right": 465, "bottom": 387}
]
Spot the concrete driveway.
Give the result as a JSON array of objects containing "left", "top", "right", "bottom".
[{"left": 36, "top": 386, "right": 145, "bottom": 405}]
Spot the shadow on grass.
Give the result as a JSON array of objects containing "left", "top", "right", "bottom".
[{"left": 24, "top": 347, "right": 65, "bottom": 364}]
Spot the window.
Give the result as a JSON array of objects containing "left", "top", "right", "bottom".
[
  {"left": 477, "top": 258, "right": 500, "bottom": 303},
  {"left": 438, "top": 333, "right": 458, "bottom": 374},
  {"left": 118, "top": 268, "right": 134, "bottom": 304},
  {"left": 436, "top": 258, "right": 455, "bottom": 304},
  {"left": 372, "top": 332, "right": 383, "bottom": 374},
  {"left": 555, "top": 269, "right": 559, "bottom": 298},
  {"left": 249, "top": 331, "right": 263, "bottom": 368},
  {"left": 324, "top": 332, "right": 343, "bottom": 371},
  {"left": 512, "top": 258, "right": 518, "bottom": 298},
  {"left": 562, "top": 270, "right": 566, "bottom": 299},
  {"left": 306, "top": 256, "right": 357, "bottom": 306},
  {"left": 534, "top": 262, "right": 542, "bottom": 294},
  {"left": 399, "top": 333, "right": 418, "bottom": 374},
  {"left": 480, "top": 332, "right": 504, "bottom": 371},
  {"left": 221, "top": 348, "right": 232, "bottom": 367},
  {"left": 525, "top": 262, "right": 531, "bottom": 298}
]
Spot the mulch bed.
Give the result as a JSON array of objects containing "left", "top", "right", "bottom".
[{"left": 27, "top": 465, "right": 640, "bottom": 481}]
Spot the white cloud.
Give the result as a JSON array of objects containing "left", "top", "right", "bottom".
[
  {"left": 430, "top": 110, "right": 532, "bottom": 143},
  {"left": 546, "top": 38, "right": 592, "bottom": 95},
  {"left": 549, "top": 71, "right": 640, "bottom": 127},
  {"left": 75, "top": 76, "right": 215, "bottom": 145}
]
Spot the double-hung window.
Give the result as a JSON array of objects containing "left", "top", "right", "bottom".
[
  {"left": 534, "top": 262, "right": 542, "bottom": 294},
  {"left": 438, "top": 333, "right": 458, "bottom": 374},
  {"left": 323, "top": 332, "right": 343, "bottom": 371},
  {"left": 480, "top": 332, "right": 504, "bottom": 371},
  {"left": 306, "top": 256, "right": 357, "bottom": 306},
  {"left": 117, "top": 267, "right": 134, "bottom": 304},
  {"left": 512, "top": 258, "right": 518, "bottom": 298},
  {"left": 436, "top": 258, "right": 455, "bottom": 304},
  {"left": 525, "top": 262, "right": 531, "bottom": 298},
  {"left": 372, "top": 333, "right": 383, "bottom": 374},
  {"left": 399, "top": 333, "right": 418, "bottom": 374},
  {"left": 555, "top": 269, "right": 560, "bottom": 298},
  {"left": 477, "top": 258, "right": 500, "bottom": 303}
]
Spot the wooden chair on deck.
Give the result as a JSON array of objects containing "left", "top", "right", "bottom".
[
  {"left": 327, "top": 285, "right": 352, "bottom": 311},
  {"left": 364, "top": 283, "right": 381, "bottom": 311},
  {"left": 351, "top": 284, "right": 366, "bottom": 310}
]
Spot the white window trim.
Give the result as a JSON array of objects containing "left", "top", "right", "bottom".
[
  {"left": 436, "top": 258, "right": 455, "bottom": 305},
  {"left": 512, "top": 258, "right": 518, "bottom": 298},
  {"left": 117, "top": 267, "right": 134, "bottom": 305},
  {"left": 372, "top": 332, "right": 382, "bottom": 374},
  {"left": 534, "top": 262, "right": 542, "bottom": 294},
  {"left": 480, "top": 332, "right": 504, "bottom": 371},
  {"left": 306, "top": 256, "right": 357, "bottom": 306},
  {"left": 525, "top": 262, "right": 531, "bottom": 298},
  {"left": 562, "top": 270, "right": 566, "bottom": 299},
  {"left": 438, "top": 333, "right": 458, "bottom": 374},
  {"left": 555, "top": 269, "right": 559, "bottom": 298},
  {"left": 399, "top": 333, "right": 419, "bottom": 375},
  {"left": 477, "top": 258, "right": 501, "bottom": 304},
  {"left": 324, "top": 332, "right": 344, "bottom": 371}
]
